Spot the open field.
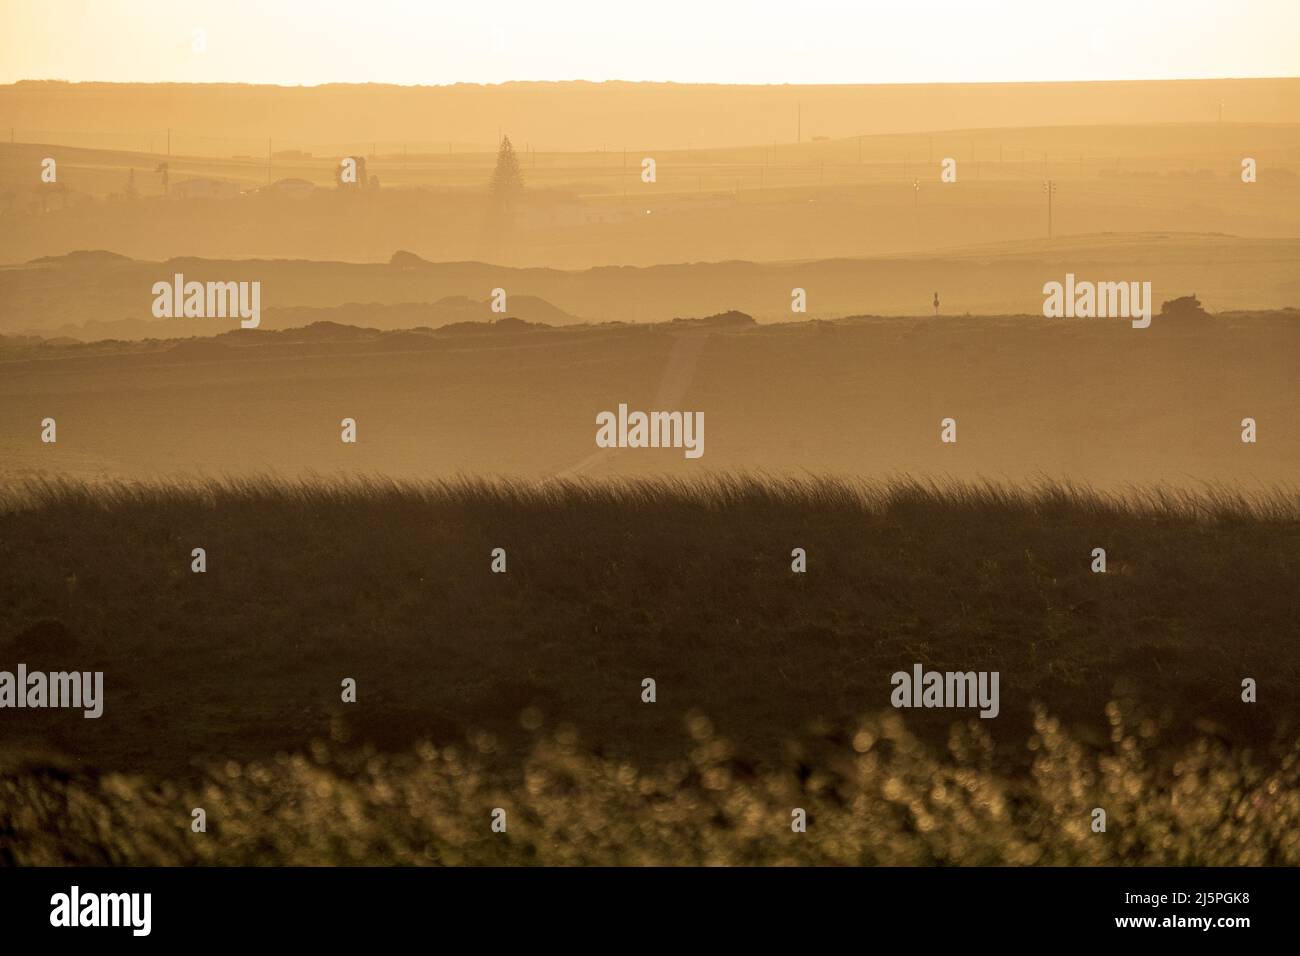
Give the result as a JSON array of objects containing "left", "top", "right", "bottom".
[
  {"left": 2, "top": 307, "right": 1296, "bottom": 490},
  {"left": 1, "top": 476, "right": 1297, "bottom": 864},
  {"left": 2, "top": 476, "right": 1297, "bottom": 771}
]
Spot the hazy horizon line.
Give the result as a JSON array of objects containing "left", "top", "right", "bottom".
[{"left": 6, "top": 75, "right": 1300, "bottom": 91}]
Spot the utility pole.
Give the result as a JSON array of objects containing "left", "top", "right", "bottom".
[{"left": 1043, "top": 179, "right": 1056, "bottom": 238}]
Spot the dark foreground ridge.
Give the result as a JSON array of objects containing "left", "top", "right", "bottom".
[{"left": 1, "top": 475, "right": 1298, "bottom": 863}]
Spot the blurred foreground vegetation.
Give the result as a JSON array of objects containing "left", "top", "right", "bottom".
[{"left": 4, "top": 703, "right": 1299, "bottom": 865}]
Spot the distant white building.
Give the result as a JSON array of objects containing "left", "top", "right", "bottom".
[
  {"left": 172, "top": 177, "right": 241, "bottom": 200},
  {"left": 518, "top": 198, "right": 636, "bottom": 229},
  {"left": 582, "top": 204, "right": 636, "bottom": 224},
  {"left": 265, "top": 178, "right": 316, "bottom": 200}
]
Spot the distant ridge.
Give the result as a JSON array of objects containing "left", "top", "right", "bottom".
[
  {"left": 5, "top": 235, "right": 1298, "bottom": 340},
  {"left": 28, "top": 249, "right": 132, "bottom": 265},
  {"left": 4, "top": 78, "right": 1299, "bottom": 149}
]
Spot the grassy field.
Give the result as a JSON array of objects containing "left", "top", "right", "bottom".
[{"left": 2, "top": 476, "right": 1298, "bottom": 864}]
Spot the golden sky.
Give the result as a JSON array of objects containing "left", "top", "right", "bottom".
[{"left": 2, "top": 0, "right": 1298, "bottom": 86}]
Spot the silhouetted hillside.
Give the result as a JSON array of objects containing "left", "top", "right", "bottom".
[{"left": 4, "top": 236, "right": 1297, "bottom": 339}]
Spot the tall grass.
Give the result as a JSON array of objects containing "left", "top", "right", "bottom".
[
  {"left": 1, "top": 474, "right": 1297, "bottom": 865},
  {"left": 4, "top": 472, "right": 1298, "bottom": 520}
]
